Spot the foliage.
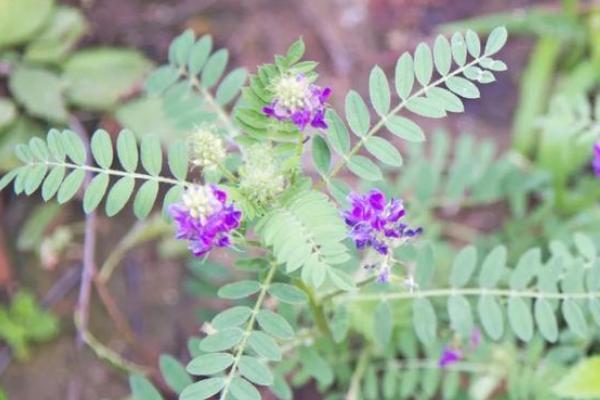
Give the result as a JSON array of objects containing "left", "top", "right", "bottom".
[
  {"left": 0, "top": 1, "right": 152, "bottom": 170},
  {"left": 4, "top": 20, "right": 600, "bottom": 400},
  {"left": 0, "top": 291, "right": 59, "bottom": 361}
]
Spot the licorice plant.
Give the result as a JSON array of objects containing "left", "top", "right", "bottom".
[{"left": 4, "top": 25, "right": 600, "bottom": 400}]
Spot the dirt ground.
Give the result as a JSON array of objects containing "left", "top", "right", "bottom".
[{"left": 1, "top": 0, "right": 551, "bottom": 399}]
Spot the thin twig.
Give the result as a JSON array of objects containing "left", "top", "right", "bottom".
[{"left": 70, "top": 115, "right": 97, "bottom": 347}]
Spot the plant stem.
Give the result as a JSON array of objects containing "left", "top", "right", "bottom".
[
  {"left": 220, "top": 261, "right": 278, "bottom": 400},
  {"left": 345, "top": 347, "right": 371, "bottom": 400},
  {"left": 321, "top": 275, "right": 377, "bottom": 302},
  {"left": 340, "top": 287, "right": 600, "bottom": 303},
  {"left": 294, "top": 279, "right": 332, "bottom": 338}
]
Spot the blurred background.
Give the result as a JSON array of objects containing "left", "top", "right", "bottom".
[{"left": 0, "top": 0, "right": 596, "bottom": 398}]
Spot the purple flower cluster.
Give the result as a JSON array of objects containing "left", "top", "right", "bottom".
[
  {"left": 343, "top": 189, "right": 422, "bottom": 256},
  {"left": 593, "top": 141, "right": 600, "bottom": 178},
  {"left": 169, "top": 185, "right": 241, "bottom": 257},
  {"left": 263, "top": 74, "right": 330, "bottom": 131}
]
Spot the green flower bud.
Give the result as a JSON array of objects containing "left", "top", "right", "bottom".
[
  {"left": 239, "top": 144, "right": 285, "bottom": 206},
  {"left": 188, "top": 126, "right": 226, "bottom": 169}
]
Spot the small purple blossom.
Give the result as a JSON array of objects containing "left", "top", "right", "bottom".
[
  {"left": 342, "top": 189, "right": 422, "bottom": 256},
  {"left": 439, "top": 347, "right": 463, "bottom": 368},
  {"left": 263, "top": 74, "right": 331, "bottom": 131},
  {"left": 593, "top": 141, "right": 600, "bottom": 177},
  {"left": 169, "top": 185, "right": 242, "bottom": 257}
]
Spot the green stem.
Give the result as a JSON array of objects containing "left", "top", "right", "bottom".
[
  {"left": 29, "top": 160, "right": 192, "bottom": 188},
  {"left": 346, "top": 347, "right": 371, "bottom": 400},
  {"left": 217, "top": 162, "right": 239, "bottom": 184},
  {"left": 321, "top": 276, "right": 376, "bottom": 302},
  {"left": 294, "top": 279, "right": 332, "bottom": 338},
  {"left": 340, "top": 287, "right": 600, "bottom": 303},
  {"left": 220, "top": 261, "right": 278, "bottom": 400}
]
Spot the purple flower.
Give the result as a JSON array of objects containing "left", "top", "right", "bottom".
[
  {"left": 169, "top": 185, "right": 242, "bottom": 257},
  {"left": 342, "top": 189, "right": 422, "bottom": 255},
  {"left": 263, "top": 74, "right": 331, "bottom": 131},
  {"left": 593, "top": 141, "right": 600, "bottom": 177},
  {"left": 439, "top": 347, "right": 463, "bottom": 368}
]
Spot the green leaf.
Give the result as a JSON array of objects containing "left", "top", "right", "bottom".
[
  {"left": 478, "top": 295, "right": 504, "bottom": 340},
  {"left": 534, "top": 298, "right": 558, "bottom": 343},
  {"left": 91, "top": 130, "right": 113, "bottom": 169},
  {"left": 553, "top": 357, "right": 600, "bottom": 399},
  {"left": 188, "top": 36, "right": 213, "bottom": 76},
  {"left": 312, "top": 135, "right": 331, "bottom": 175},
  {"left": 159, "top": 354, "right": 192, "bottom": 394},
  {"left": 385, "top": 116, "right": 425, "bottom": 142},
  {"left": 373, "top": 301, "right": 392, "bottom": 347},
  {"left": 129, "top": 374, "right": 164, "bottom": 400},
  {"left": 9, "top": 66, "right": 68, "bottom": 123},
  {"left": 478, "top": 245, "right": 506, "bottom": 288},
  {"left": 485, "top": 26, "right": 508, "bottom": 56},
  {"left": 83, "top": 173, "right": 109, "bottom": 213},
  {"left": 507, "top": 297, "right": 533, "bottom": 342},
  {"left": 510, "top": 247, "right": 541, "bottom": 290},
  {"left": 0, "top": 169, "right": 19, "bottom": 192},
  {"left": 29, "top": 137, "right": 49, "bottom": 161},
  {"left": 0, "top": 98, "right": 16, "bottom": 129},
  {"left": 286, "top": 38, "right": 305, "bottom": 64},
  {"left": 180, "top": 377, "right": 225, "bottom": 400},
  {"left": 24, "top": 164, "right": 47, "bottom": 195},
  {"left": 433, "top": 35, "right": 452, "bottom": 76},
  {"left": 574, "top": 232, "right": 596, "bottom": 262},
  {"left": 230, "top": 377, "right": 261, "bottom": 400},
  {"left": 414, "top": 43, "right": 433, "bottom": 86},
  {"left": 63, "top": 48, "right": 152, "bottom": 110},
  {"left": 395, "top": 53, "right": 414, "bottom": 99},
  {"left": 186, "top": 353, "right": 234, "bottom": 376},
  {"left": 451, "top": 32, "right": 467, "bottom": 66},
  {"left": 256, "top": 309, "right": 294, "bottom": 339},
  {"left": 446, "top": 76, "right": 480, "bottom": 99},
  {"left": 248, "top": 331, "right": 282, "bottom": 361},
  {"left": 47, "top": 129, "right": 66, "bottom": 162},
  {"left": 562, "top": 299, "right": 588, "bottom": 339},
  {"left": 105, "top": 176, "right": 134, "bottom": 216},
  {"left": 139, "top": 134, "right": 162, "bottom": 177},
  {"left": 426, "top": 87, "right": 464, "bottom": 113},
  {"left": 57, "top": 169, "right": 85, "bottom": 204},
  {"left": 201, "top": 49, "right": 228, "bottom": 89},
  {"left": 216, "top": 68, "right": 247, "bottom": 105},
  {"left": 41, "top": 167, "right": 65, "bottom": 201},
  {"left": 447, "top": 295, "right": 473, "bottom": 337},
  {"left": 239, "top": 356, "right": 274, "bottom": 386},
  {"left": 168, "top": 140, "right": 188, "bottom": 181},
  {"left": 162, "top": 185, "right": 182, "bottom": 215},
  {"left": 364, "top": 137, "right": 403, "bottom": 167},
  {"left": 369, "top": 66, "right": 390, "bottom": 116},
  {"left": 268, "top": 283, "right": 307, "bottom": 304},
  {"left": 345, "top": 90, "right": 370, "bottom": 136},
  {"left": 218, "top": 280, "right": 261, "bottom": 299},
  {"left": 412, "top": 298, "right": 436, "bottom": 345},
  {"left": 348, "top": 155, "right": 382, "bottom": 181},
  {"left": 450, "top": 245, "right": 477, "bottom": 287},
  {"left": 61, "top": 130, "right": 86, "bottom": 165},
  {"left": 406, "top": 96, "right": 446, "bottom": 118},
  {"left": 169, "top": 30, "right": 195, "bottom": 66},
  {"left": 198, "top": 328, "right": 244, "bottom": 352},
  {"left": 24, "top": 6, "right": 88, "bottom": 64},
  {"left": 211, "top": 306, "right": 253, "bottom": 330},
  {"left": 145, "top": 66, "right": 179, "bottom": 94},
  {"left": 325, "top": 109, "right": 350, "bottom": 154},
  {"left": 133, "top": 180, "right": 158, "bottom": 219},
  {"left": 465, "top": 30, "right": 481, "bottom": 58},
  {"left": 116, "top": 129, "right": 138, "bottom": 172}
]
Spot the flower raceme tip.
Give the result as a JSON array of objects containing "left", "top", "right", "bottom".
[
  {"left": 593, "top": 140, "right": 600, "bottom": 178},
  {"left": 169, "top": 185, "right": 242, "bottom": 257},
  {"left": 263, "top": 74, "right": 330, "bottom": 131}
]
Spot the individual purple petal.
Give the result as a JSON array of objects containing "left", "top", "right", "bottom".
[{"left": 439, "top": 347, "right": 463, "bottom": 368}]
